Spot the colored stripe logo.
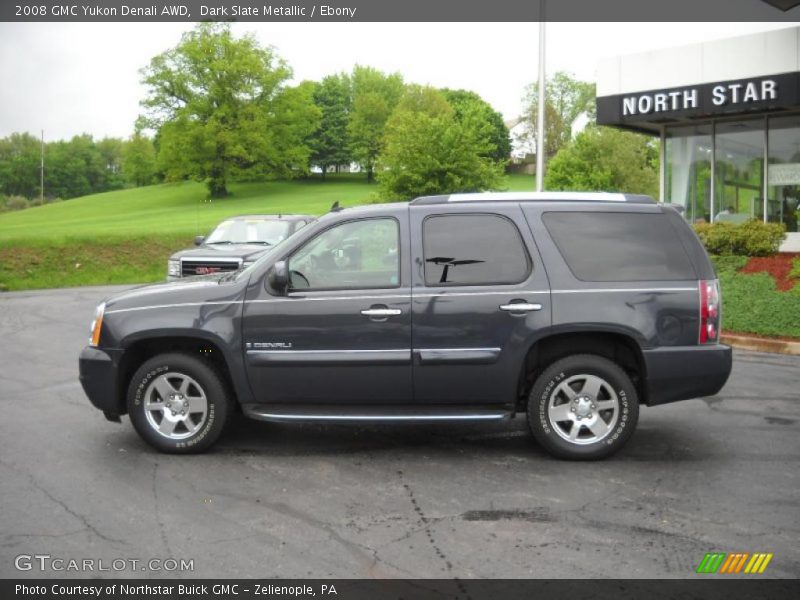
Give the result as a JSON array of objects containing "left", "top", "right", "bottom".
[{"left": 696, "top": 552, "right": 773, "bottom": 574}]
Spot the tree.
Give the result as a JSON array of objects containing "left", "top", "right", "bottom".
[
  {"left": 96, "top": 137, "right": 126, "bottom": 191},
  {"left": 441, "top": 89, "right": 511, "bottom": 162},
  {"left": 544, "top": 125, "right": 658, "bottom": 197},
  {"left": 377, "top": 86, "right": 505, "bottom": 200},
  {"left": 0, "top": 133, "right": 40, "bottom": 199},
  {"left": 45, "top": 137, "right": 93, "bottom": 199},
  {"left": 308, "top": 73, "right": 352, "bottom": 179},
  {"left": 140, "top": 23, "right": 317, "bottom": 197},
  {"left": 122, "top": 132, "right": 157, "bottom": 187},
  {"left": 348, "top": 66, "right": 404, "bottom": 182},
  {"left": 521, "top": 71, "right": 596, "bottom": 159}
]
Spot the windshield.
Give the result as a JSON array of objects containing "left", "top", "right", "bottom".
[{"left": 206, "top": 219, "right": 292, "bottom": 246}]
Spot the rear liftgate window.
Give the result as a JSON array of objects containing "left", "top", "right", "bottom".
[
  {"left": 542, "top": 212, "right": 697, "bottom": 282},
  {"left": 423, "top": 214, "right": 531, "bottom": 286}
]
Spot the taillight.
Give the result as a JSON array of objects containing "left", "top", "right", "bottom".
[{"left": 699, "top": 280, "right": 720, "bottom": 344}]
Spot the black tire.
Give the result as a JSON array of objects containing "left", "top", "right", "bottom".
[
  {"left": 526, "top": 354, "right": 639, "bottom": 460},
  {"left": 127, "top": 353, "right": 231, "bottom": 454}
]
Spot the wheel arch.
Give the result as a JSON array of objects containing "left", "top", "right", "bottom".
[
  {"left": 116, "top": 331, "right": 245, "bottom": 416},
  {"left": 516, "top": 329, "right": 647, "bottom": 411}
]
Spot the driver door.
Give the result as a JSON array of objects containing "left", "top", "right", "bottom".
[{"left": 242, "top": 207, "right": 413, "bottom": 406}]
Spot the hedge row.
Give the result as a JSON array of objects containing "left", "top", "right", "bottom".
[{"left": 693, "top": 220, "right": 786, "bottom": 257}]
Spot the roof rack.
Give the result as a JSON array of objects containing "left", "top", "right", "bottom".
[{"left": 410, "top": 191, "right": 656, "bottom": 205}]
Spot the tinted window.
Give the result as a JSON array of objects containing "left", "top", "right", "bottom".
[
  {"left": 423, "top": 214, "right": 530, "bottom": 286},
  {"left": 289, "top": 218, "right": 399, "bottom": 290},
  {"left": 542, "top": 212, "right": 697, "bottom": 282}
]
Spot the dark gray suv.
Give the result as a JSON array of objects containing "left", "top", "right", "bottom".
[{"left": 79, "top": 192, "right": 731, "bottom": 459}]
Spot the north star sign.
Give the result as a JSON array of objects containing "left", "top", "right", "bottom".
[
  {"left": 622, "top": 80, "right": 778, "bottom": 117},
  {"left": 596, "top": 72, "right": 800, "bottom": 128}
]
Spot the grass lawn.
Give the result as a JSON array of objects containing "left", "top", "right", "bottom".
[
  {"left": 712, "top": 256, "right": 800, "bottom": 339},
  {"left": 0, "top": 174, "right": 536, "bottom": 290}
]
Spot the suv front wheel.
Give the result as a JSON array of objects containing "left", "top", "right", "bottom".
[
  {"left": 127, "top": 353, "right": 231, "bottom": 453},
  {"left": 527, "top": 354, "right": 639, "bottom": 460}
]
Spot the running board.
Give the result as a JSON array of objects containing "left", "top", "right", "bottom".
[{"left": 242, "top": 404, "right": 510, "bottom": 423}]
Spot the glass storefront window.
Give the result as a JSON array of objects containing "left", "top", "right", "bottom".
[
  {"left": 768, "top": 115, "right": 800, "bottom": 233},
  {"left": 714, "top": 120, "right": 765, "bottom": 224},
  {"left": 665, "top": 125, "right": 712, "bottom": 223}
]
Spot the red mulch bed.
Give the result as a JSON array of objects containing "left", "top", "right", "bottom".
[{"left": 739, "top": 253, "right": 800, "bottom": 291}]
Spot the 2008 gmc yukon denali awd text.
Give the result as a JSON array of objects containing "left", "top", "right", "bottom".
[{"left": 79, "top": 192, "right": 732, "bottom": 459}]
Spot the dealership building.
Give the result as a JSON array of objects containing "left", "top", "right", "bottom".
[{"left": 596, "top": 26, "right": 800, "bottom": 247}]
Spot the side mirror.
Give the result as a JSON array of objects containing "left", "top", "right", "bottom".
[
  {"left": 194, "top": 235, "right": 205, "bottom": 246},
  {"left": 268, "top": 260, "right": 289, "bottom": 293}
]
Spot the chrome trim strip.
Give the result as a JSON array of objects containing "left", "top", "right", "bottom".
[
  {"left": 246, "top": 349, "right": 409, "bottom": 354},
  {"left": 413, "top": 290, "right": 549, "bottom": 298},
  {"left": 248, "top": 294, "right": 408, "bottom": 303},
  {"left": 553, "top": 287, "right": 697, "bottom": 294},
  {"left": 250, "top": 413, "right": 507, "bottom": 421},
  {"left": 416, "top": 347, "right": 501, "bottom": 353},
  {"left": 106, "top": 301, "right": 239, "bottom": 314}
]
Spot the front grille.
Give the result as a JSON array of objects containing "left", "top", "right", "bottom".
[{"left": 181, "top": 260, "right": 241, "bottom": 277}]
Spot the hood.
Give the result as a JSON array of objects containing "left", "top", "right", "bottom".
[
  {"left": 169, "top": 244, "right": 271, "bottom": 262},
  {"left": 104, "top": 271, "right": 247, "bottom": 313}
]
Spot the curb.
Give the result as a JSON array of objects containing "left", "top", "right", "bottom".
[{"left": 721, "top": 334, "right": 800, "bottom": 356}]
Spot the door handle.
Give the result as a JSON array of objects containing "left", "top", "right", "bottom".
[
  {"left": 499, "top": 302, "right": 542, "bottom": 312},
  {"left": 361, "top": 308, "right": 402, "bottom": 317}
]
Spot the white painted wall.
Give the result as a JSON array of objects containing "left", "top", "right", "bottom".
[{"left": 598, "top": 26, "right": 800, "bottom": 97}]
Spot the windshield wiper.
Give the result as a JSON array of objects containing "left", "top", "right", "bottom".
[{"left": 206, "top": 241, "right": 233, "bottom": 245}]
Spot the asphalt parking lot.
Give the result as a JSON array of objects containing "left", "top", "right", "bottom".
[{"left": 1, "top": 285, "right": 798, "bottom": 579}]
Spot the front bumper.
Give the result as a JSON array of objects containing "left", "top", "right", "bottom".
[
  {"left": 79, "top": 346, "right": 124, "bottom": 421},
  {"left": 642, "top": 344, "right": 732, "bottom": 406}
]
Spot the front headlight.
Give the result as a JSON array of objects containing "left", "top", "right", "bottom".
[
  {"left": 242, "top": 260, "right": 255, "bottom": 269},
  {"left": 89, "top": 303, "right": 105, "bottom": 347},
  {"left": 168, "top": 259, "right": 181, "bottom": 277}
]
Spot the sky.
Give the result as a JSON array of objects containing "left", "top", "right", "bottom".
[{"left": 0, "top": 21, "right": 793, "bottom": 141}]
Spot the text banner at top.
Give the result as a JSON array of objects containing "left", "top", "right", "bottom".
[{"left": 3, "top": 0, "right": 800, "bottom": 22}]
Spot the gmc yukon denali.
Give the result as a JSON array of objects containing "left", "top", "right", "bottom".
[{"left": 79, "top": 192, "right": 732, "bottom": 459}]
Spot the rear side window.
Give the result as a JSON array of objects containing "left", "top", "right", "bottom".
[
  {"left": 542, "top": 211, "right": 697, "bottom": 282},
  {"left": 423, "top": 214, "right": 530, "bottom": 286}
]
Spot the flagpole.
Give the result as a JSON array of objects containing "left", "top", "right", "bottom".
[{"left": 535, "top": 1, "right": 546, "bottom": 192}]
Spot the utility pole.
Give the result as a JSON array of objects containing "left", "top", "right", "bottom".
[
  {"left": 40, "top": 129, "right": 44, "bottom": 203},
  {"left": 535, "top": 1, "right": 546, "bottom": 192}
]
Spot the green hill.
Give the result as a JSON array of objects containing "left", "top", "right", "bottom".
[{"left": 0, "top": 174, "right": 535, "bottom": 290}]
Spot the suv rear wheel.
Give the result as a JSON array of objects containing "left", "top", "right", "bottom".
[
  {"left": 127, "top": 353, "right": 231, "bottom": 453},
  {"left": 527, "top": 354, "right": 639, "bottom": 460}
]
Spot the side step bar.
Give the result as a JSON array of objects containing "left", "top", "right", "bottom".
[{"left": 242, "top": 404, "right": 510, "bottom": 423}]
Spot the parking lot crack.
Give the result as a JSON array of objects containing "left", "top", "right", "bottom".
[
  {"left": 397, "top": 470, "right": 471, "bottom": 597},
  {"left": 151, "top": 462, "right": 174, "bottom": 556},
  {"left": 0, "top": 458, "right": 125, "bottom": 546}
]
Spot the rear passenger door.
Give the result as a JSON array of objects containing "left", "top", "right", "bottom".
[{"left": 410, "top": 204, "right": 551, "bottom": 408}]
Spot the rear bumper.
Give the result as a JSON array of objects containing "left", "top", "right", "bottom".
[
  {"left": 642, "top": 344, "right": 732, "bottom": 406},
  {"left": 79, "top": 346, "right": 124, "bottom": 421}
]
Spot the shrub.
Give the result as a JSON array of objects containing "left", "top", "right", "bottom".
[
  {"left": 4, "top": 195, "right": 29, "bottom": 211},
  {"left": 693, "top": 219, "right": 785, "bottom": 257}
]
